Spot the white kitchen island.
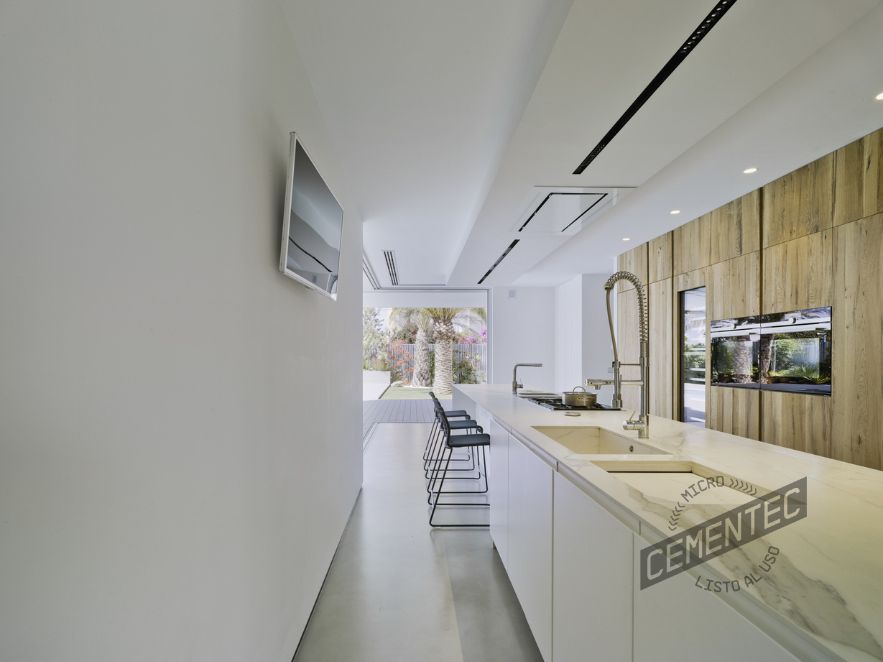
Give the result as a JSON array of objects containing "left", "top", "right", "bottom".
[{"left": 454, "top": 384, "right": 883, "bottom": 662}]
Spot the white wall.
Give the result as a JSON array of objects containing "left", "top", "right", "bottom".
[
  {"left": 490, "top": 287, "right": 555, "bottom": 391},
  {"left": 0, "top": 2, "right": 362, "bottom": 661},
  {"left": 554, "top": 275, "right": 584, "bottom": 392},
  {"left": 553, "top": 274, "right": 615, "bottom": 404}
]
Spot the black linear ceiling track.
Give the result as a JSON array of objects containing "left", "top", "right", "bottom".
[
  {"left": 478, "top": 240, "right": 520, "bottom": 285},
  {"left": 572, "top": 0, "right": 738, "bottom": 175}
]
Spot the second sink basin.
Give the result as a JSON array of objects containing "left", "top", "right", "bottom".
[{"left": 532, "top": 426, "right": 669, "bottom": 455}]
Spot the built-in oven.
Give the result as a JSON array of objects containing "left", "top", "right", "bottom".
[
  {"left": 710, "top": 307, "right": 832, "bottom": 396},
  {"left": 710, "top": 316, "right": 760, "bottom": 388},
  {"left": 758, "top": 307, "right": 831, "bottom": 395}
]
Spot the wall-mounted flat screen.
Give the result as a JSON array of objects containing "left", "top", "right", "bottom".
[{"left": 279, "top": 133, "right": 343, "bottom": 299}]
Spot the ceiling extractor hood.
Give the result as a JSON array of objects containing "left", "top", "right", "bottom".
[{"left": 512, "top": 186, "right": 619, "bottom": 236}]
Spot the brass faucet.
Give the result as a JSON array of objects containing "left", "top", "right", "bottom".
[{"left": 585, "top": 271, "right": 650, "bottom": 439}]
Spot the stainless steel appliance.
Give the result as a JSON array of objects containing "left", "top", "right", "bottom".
[
  {"left": 710, "top": 307, "right": 831, "bottom": 396},
  {"left": 759, "top": 307, "right": 831, "bottom": 395},
  {"left": 522, "top": 394, "right": 619, "bottom": 412},
  {"left": 710, "top": 316, "right": 761, "bottom": 388}
]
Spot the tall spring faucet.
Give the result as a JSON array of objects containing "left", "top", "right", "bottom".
[
  {"left": 512, "top": 363, "right": 543, "bottom": 394},
  {"left": 585, "top": 271, "right": 650, "bottom": 439}
]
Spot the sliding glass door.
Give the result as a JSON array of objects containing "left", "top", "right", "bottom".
[{"left": 680, "top": 287, "right": 706, "bottom": 426}]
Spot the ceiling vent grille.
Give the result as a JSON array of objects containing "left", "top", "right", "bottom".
[
  {"left": 478, "top": 239, "right": 520, "bottom": 285},
  {"left": 573, "top": 0, "right": 738, "bottom": 175},
  {"left": 383, "top": 250, "right": 399, "bottom": 286}
]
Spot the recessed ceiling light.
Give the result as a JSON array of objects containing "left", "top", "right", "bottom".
[
  {"left": 743, "top": 166, "right": 758, "bottom": 174},
  {"left": 876, "top": 91, "right": 883, "bottom": 101},
  {"left": 622, "top": 237, "right": 631, "bottom": 242},
  {"left": 670, "top": 209, "right": 681, "bottom": 215}
]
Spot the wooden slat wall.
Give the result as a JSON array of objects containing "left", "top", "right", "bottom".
[
  {"left": 648, "top": 232, "right": 672, "bottom": 283},
  {"left": 617, "top": 125, "right": 883, "bottom": 469},
  {"left": 616, "top": 243, "right": 648, "bottom": 292},
  {"left": 709, "top": 191, "right": 761, "bottom": 263},
  {"left": 762, "top": 154, "right": 834, "bottom": 248},
  {"left": 762, "top": 391, "right": 832, "bottom": 457},
  {"left": 616, "top": 288, "right": 643, "bottom": 413},
  {"left": 833, "top": 128, "right": 883, "bottom": 227},
  {"left": 832, "top": 212, "right": 883, "bottom": 470},
  {"left": 648, "top": 278, "right": 673, "bottom": 418},
  {"left": 708, "top": 387, "right": 760, "bottom": 441},
  {"left": 705, "top": 252, "right": 761, "bottom": 437},
  {"left": 762, "top": 230, "right": 833, "bottom": 314}
]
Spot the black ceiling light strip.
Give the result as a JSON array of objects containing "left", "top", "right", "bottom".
[
  {"left": 478, "top": 239, "right": 520, "bottom": 285},
  {"left": 518, "top": 194, "right": 554, "bottom": 232},
  {"left": 559, "top": 192, "right": 607, "bottom": 232},
  {"left": 518, "top": 191, "right": 607, "bottom": 233},
  {"left": 383, "top": 250, "right": 399, "bottom": 286},
  {"left": 572, "top": 0, "right": 738, "bottom": 175}
]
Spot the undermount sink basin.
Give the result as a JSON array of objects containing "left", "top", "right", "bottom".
[
  {"left": 590, "top": 460, "right": 762, "bottom": 505},
  {"left": 532, "top": 426, "right": 669, "bottom": 455}
]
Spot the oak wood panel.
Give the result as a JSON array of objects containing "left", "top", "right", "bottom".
[
  {"left": 617, "top": 243, "right": 648, "bottom": 292},
  {"left": 761, "top": 391, "right": 831, "bottom": 457},
  {"left": 673, "top": 215, "right": 712, "bottom": 276},
  {"left": 707, "top": 252, "right": 760, "bottom": 321},
  {"left": 617, "top": 289, "right": 642, "bottom": 412},
  {"left": 762, "top": 153, "right": 834, "bottom": 248},
  {"left": 833, "top": 127, "right": 883, "bottom": 227},
  {"left": 708, "top": 386, "right": 760, "bottom": 440},
  {"left": 762, "top": 230, "right": 833, "bottom": 314},
  {"left": 832, "top": 212, "right": 883, "bottom": 470},
  {"left": 709, "top": 191, "right": 761, "bottom": 264},
  {"left": 673, "top": 266, "right": 706, "bottom": 293},
  {"left": 648, "top": 278, "right": 673, "bottom": 418},
  {"left": 648, "top": 232, "right": 672, "bottom": 283}
]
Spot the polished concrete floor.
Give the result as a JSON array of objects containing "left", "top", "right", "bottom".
[{"left": 293, "top": 423, "right": 543, "bottom": 662}]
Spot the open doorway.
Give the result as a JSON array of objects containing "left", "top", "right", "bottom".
[{"left": 363, "top": 305, "right": 488, "bottom": 401}]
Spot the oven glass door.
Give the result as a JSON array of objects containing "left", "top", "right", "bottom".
[
  {"left": 711, "top": 332, "right": 760, "bottom": 387},
  {"left": 759, "top": 314, "right": 831, "bottom": 395}
]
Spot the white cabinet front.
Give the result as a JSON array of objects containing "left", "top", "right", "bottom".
[
  {"left": 553, "top": 473, "right": 633, "bottom": 662},
  {"left": 633, "top": 536, "right": 799, "bottom": 662},
  {"left": 488, "top": 416, "right": 510, "bottom": 567},
  {"left": 507, "top": 435, "right": 553, "bottom": 662}
]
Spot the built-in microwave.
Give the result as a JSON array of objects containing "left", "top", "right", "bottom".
[{"left": 710, "top": 307, "right": 831, "bottom": 396}]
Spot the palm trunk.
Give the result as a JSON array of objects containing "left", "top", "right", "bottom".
[
  {"left": 432, "top": 320, "right": 455, "bottom": 396},
  {"left": 413, "top": 326, "right": 432, "bottom": 386}
]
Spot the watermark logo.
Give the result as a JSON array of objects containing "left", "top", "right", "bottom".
[{"left": 640, "top": 477, "right": 807, "bottom": 590}]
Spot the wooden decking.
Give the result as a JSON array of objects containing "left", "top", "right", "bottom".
[{"left": 363, "top": 398, "right": 447, "bottom": 438}]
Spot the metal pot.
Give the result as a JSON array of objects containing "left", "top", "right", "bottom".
[{"left": 562, "top": 386, "right": 596, "bottom": 408}]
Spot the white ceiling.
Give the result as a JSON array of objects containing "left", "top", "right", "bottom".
[
  {"left": 283, "top": 0, "right": 574, "bottom": 287},
  {"left": 284, "top": 0, "right": 883, "bottom": 291}
]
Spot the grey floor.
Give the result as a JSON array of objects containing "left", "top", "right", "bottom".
[
  {"left": 362, "top": 398, "right": 439, "bottom": 437},
  {"left": 294, "top": 423, "right": 543, "bottom": 662}
]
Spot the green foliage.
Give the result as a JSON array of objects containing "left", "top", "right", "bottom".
[{"left": 362, "top": 307, "right": 390, "bottom": 371}]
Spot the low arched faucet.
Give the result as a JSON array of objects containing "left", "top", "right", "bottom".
[{"left": 585, "top": 271, "right": 650, "bottom": 439}]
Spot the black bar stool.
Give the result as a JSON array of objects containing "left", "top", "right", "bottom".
[
  {"left": 424, "top": 396, "right": 481, "bottom": 480},
  {"left": 428, "top": 409, "right": 490, "bottom": 528},
  {"left": 423, "top": 391, "right": 469, "bottom": 457}
]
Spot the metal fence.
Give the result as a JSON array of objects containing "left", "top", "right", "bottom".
[{"left": 388, "top": 343, "right": 487, "bottom": 384}]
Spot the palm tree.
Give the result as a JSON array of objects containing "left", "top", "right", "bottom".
[
  {"left": 413, "top": 311, "right": 433, "bottom": 387},
  {"left": 426, "top": 307, "right": 457, "bottom": 396}
]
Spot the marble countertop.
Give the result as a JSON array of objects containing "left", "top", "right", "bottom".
[{"left": 455, "top": 384, "right": 883, "bottom": 662}]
